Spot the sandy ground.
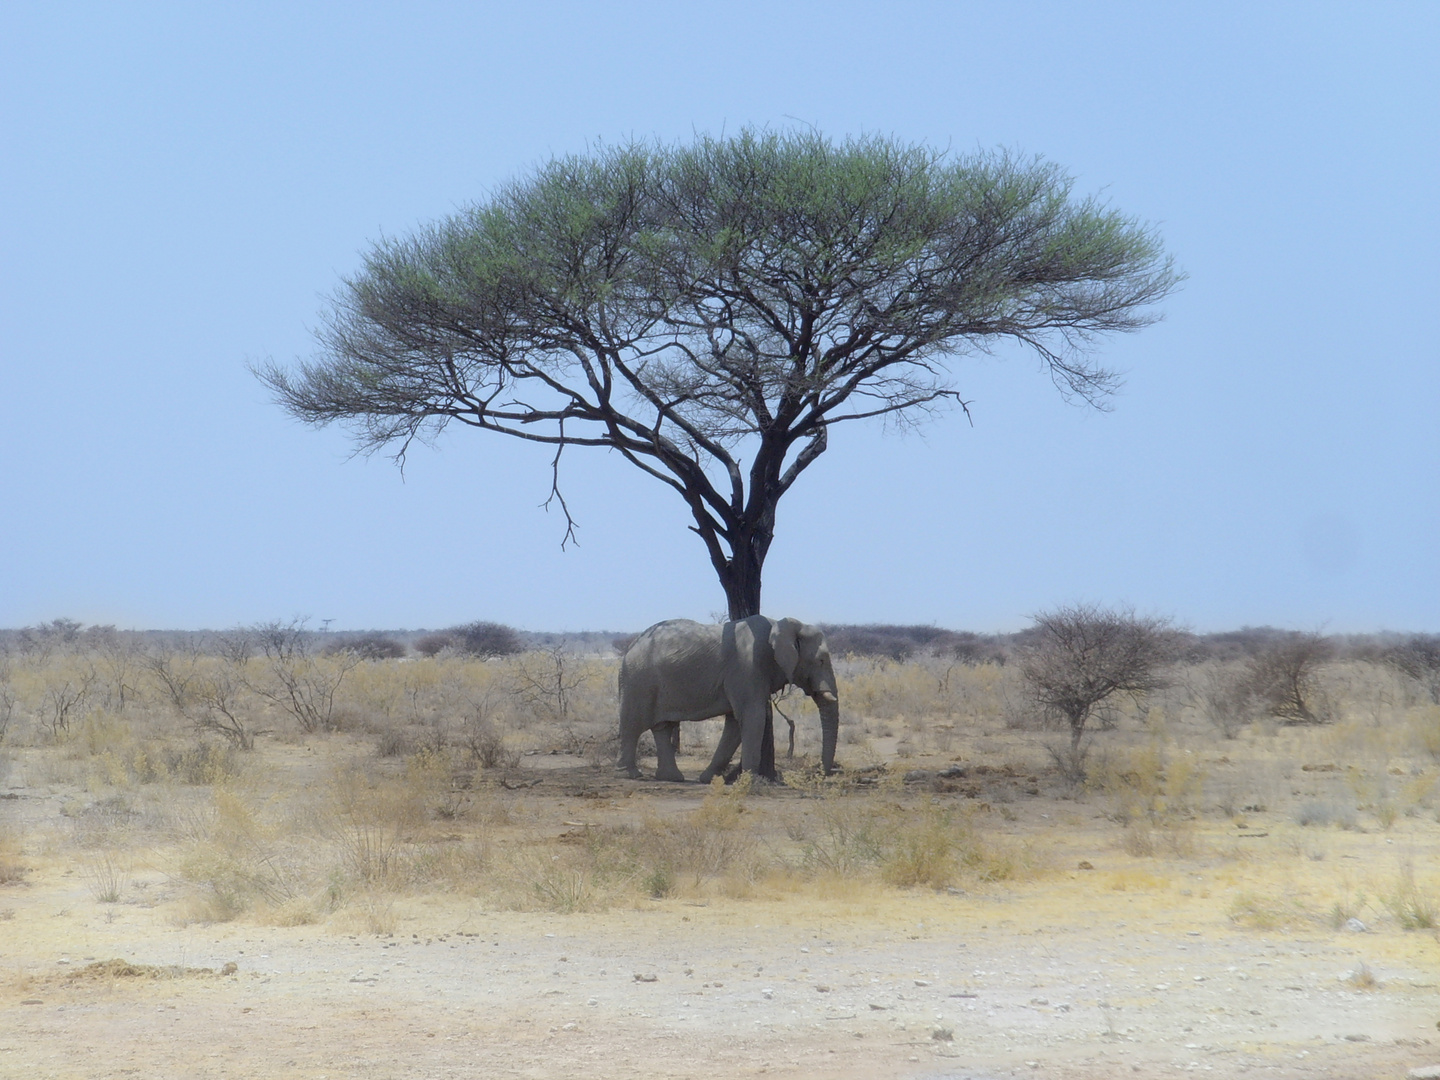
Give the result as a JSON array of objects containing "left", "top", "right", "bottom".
[{"left": 4, "top": 757, "right": 1440, "bottom": 1079}]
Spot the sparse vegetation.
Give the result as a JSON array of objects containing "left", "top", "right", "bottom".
[{"left": 0, "top": 618, "right": 1436, "bottom": 959}]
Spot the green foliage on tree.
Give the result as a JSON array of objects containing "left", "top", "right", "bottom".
[{"left": 260, "top": 129, "right": 1180, "bottom": 618}]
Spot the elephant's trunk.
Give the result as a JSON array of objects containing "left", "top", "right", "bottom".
[{"left": 814, "top": 690, "right": 840, "bottom": 775}]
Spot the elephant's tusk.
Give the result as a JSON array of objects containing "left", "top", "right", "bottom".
[{"left": 813, "top": 691, "right": 838, "bottom": 704}]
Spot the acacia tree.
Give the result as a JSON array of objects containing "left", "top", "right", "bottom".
[{"left": 259, "top": 130, "right": 1180, "bottom": 624}]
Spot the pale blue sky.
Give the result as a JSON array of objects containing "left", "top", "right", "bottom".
[{"left": 2, "top": 2, "right": 1436, "bottom": 633}]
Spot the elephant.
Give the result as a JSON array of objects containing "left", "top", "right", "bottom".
[{"left": 616, "top": 615, "right": 840, "bottom": 782}]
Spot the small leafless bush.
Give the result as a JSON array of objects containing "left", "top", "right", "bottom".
[
  {"left": 1294, "top": 800, "right": 1358, "bottom": 829},
  {"left": 509, "top": 643, "right": 593, "bottom": 727},
  {"left": 142, "top": 648, "right": 263, "bottom": 749},
  {"left": 1044, "top": 737, "right": 1093, "bottom": 786},
  {"left": 1019, "top": 604, "right": 1182, "bottom": 772},
  {"left": 373, "top": 725, "right": 415, "bottom": 758},
  {"left": 784, "top": 783, "right": 1023, "bottom": 888},
  {"left": 41, "top": 664, "right": 97, "bottom": 740},
  {"left": 248, "top": 620, "right": 361, "bottom": 733},
  {"left": 461, "top": 714, "right": 516, "bottom": 769},
  {"left": 81, "top": 851, "right": 130, "bottom": 903},
  {"left": 85, "top": 627, "right": 141, "bottom": 711},
  {"left": 1242, "top": 631, "right": 1336, "bottom": 725},
  {"left": 1195, "top": 664, "right": 1257, "bottom": 738}
]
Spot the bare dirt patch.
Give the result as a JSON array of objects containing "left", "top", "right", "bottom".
[{"left": 3, "top": 756, "right": 1440, "bottom": 1079}]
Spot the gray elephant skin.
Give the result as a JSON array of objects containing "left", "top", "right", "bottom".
[{"left": 617, "top": 615, "right": 840, "bottom": 782}]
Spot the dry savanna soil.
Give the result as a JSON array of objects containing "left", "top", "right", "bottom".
[{"left": 3, "top": 665, "right": 1440, "bottom": 1079}]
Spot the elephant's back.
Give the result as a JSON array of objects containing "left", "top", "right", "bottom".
[{"left": 620, "top": 620, "right": 725, "bottom": 685}]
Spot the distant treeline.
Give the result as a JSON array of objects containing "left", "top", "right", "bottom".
[
  {"left": 820, "top": 623, "right": 1434, "bottom": 665},
  {"left": 0, "top": 617, "right": 1432, "bottom": 666}
]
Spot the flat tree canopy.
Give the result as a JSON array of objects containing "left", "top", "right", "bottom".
[{"left": 260, "top": 130, "right": 1180, "bottom": 619}]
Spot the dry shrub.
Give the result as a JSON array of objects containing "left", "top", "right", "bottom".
[
  {"left": 1087, "top": 737, "right": 1205, "bottom": 858},
  {"left": 1227, "top": 888, "right": 1311, "bottom": 930},
  {"left": 1242, "top": 632, "right": 1336, "bottom": 725},
  {"left": 1325, "top": 885, "right": 1370, "bottom": 929},
  {"left": 66, "top": 793, "right": 144, "bottom": 848},
  {"left": 247, "top": 620, "right": 362, "bottom": 734},
  {"left": 312, "top": 751, "right": 488, "bottom": 901},
  {"left": 630, "top": 777, "right": 761, "bottom": 895},
  {"left": 89, "top": 736, "right": 241, "bottom": 789},
  {"left": 1294, "top": 800, "right": 1359, "bottom": 829},
  {"left": 373, "top": 726, "right": 416, "bottom": 758},
  {"left": 404, "top": 838, "right": 490, "bottom": 890},
  {"left": 175, "top": 788, "right": 310, "bottom": 922},
  {"left": 331, "top": 890, "right": 399, "bottom": 934},
  {"left": 322, "top": 764, "right": 428, "bottom": 887},
  {"left": 33, "top": 704, "right": 244, "bottom": 792},
  {"left": 496, "top": 843, "right": 616, "bottom": 913},
  {"left": 880, "top": 801, "right": 1013, "bottom": 888},
  {"left": 1400, "top": 770, "right": 1438, "bottom": 816},
  {"left": 1091, "top": 739, "right": 1205, "bottom": 825},
  {"left": 81, "top": 850, "right": 130, "bottom": 903},
  {"left": 788, "top": 786, "right": 888, "bottom": 877},
  {"left": 501, "top": 778, "right": 763, "bottom": 908},
  {"left": 787, "top": 786, "right": 1025, "bottom": 888},
  {"left": 0, "top": 828, "right": 26, "bottom": 886},
  {"left": 460, "top": 709, "right": 518, "bottom": 770},
  {"left": 1335, "top": 755, "right": 1426, "bottom": 829},
  {"left": 1194, "top": 662, "right": 1258, "bottom": 738},
  {"left": 1382, "top": 863, "right": 1439, "bottom": 930},
  {"left": 1344, "top": 962, "right": 1380, "bottom": 990},
  {"left": 528, "top": 863, "right": 603, "bottom": 913},
  {"left": 1407, "top": 706, "right": 1440, "bottom": 761}
]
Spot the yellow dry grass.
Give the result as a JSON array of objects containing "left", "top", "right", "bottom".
[{"left": 0, "top": 643, "right": 1437, "bottom": 949}]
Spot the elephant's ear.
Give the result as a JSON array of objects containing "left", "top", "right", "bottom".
[{"left": 770, "top": 618, "right": 803, "bottom": 684}]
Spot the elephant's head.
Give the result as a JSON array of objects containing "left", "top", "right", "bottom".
[{"left": 770, "top": 618, "right": 840, "bottom": 774}]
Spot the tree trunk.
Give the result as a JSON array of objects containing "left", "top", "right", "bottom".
[
  {"left": 719, "top": 526, "right": 778, "bottom": 779},
  {"left": 722, "top": 540, "right": 765, "bottom": 623}
]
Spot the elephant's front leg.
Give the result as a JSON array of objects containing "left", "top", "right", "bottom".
[
  {"left": 758, "top": 705, "right": 779, "bottom": 780},
  {"left": 737, "top": 702, "right": 772, "bottom": 777},
  {"left": 652, "top": 721, "right": 685, "bottom": 782},
  {"left": 697, "top": 713, "right": 742, "bottom": 783}
]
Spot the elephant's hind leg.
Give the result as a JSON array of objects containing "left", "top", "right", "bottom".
[
  {"left": 697, "top": 713, "right": 742, "bottom": 784},
  {"left": 616, "top": 688, "right": 651, "bottom": 779}
]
